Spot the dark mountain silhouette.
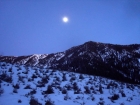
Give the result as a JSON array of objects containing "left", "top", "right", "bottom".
[{"left": 0, "top": 41, "right": 140, "bottom": 84}]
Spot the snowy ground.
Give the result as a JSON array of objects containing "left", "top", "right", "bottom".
[{"left": 0, "top": 62, "right": 140, "bottom": 105}]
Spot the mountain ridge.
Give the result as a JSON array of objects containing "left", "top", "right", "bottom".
[{"left": 0, "top": 41, "right": 140, "bottom": 84}]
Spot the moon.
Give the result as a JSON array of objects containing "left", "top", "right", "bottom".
[{"left": 62, "top": 17, "right": 68, "bottom": 23}]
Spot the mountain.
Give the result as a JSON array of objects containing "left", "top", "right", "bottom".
[{"left": 0, "top": 41, "right": 140, "bottom": 84}]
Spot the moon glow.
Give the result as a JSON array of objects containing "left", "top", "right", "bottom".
[{"left": 62, "top": 17, "right": 68, "bottom": 23}]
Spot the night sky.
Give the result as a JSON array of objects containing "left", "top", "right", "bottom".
[{"left": 0, "top": 0, "right": 140, "bottom": 56}]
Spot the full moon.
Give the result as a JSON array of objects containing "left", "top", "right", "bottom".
[{"left": 62, "top": 17, "right": 68, "bottom": 23}]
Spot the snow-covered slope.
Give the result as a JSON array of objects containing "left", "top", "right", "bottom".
[
  {"left": 0, "top": 41, "right": 140, "bottom": 84},
  {"left": 0, "top": 62, "right": 140, "bottom": 105}
]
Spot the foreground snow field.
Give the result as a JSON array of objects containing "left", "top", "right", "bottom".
[{"left": 0, "top": 62, "right": 140, "bottom": 105}]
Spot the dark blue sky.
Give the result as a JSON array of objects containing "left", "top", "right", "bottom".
[{"left": 0, "top": 0, "right": 140, "bottom": 56}]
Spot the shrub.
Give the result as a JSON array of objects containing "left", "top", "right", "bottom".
[
  {"left": 99, "top": 84, "right": 103, "bottom": 94},
  {"left": 44, "top": 85, "right": 54, "bottom": 94},
  {"left": 18, "top": 99, "right": 22, "bottom": 103},
  {"left": 107, "top": 81, "right": 118, "bottom": 89},
  {"left": 24, "top": 84, "right": 32, "bottom": 89},
  {"left": 0, "top": 88, "right": 4, "bottom": 96},
  {"left": 119, "top": 90, "right": 126, "bottom": 97},
  {"left": 8, "top": 68, "right": 12, "bottom": 72},
  {"left": 120, "top": 103, "right": 125, "bottom": 105},
  {"left": 29, "top": 98, "right": 41, "bottom": 105},
  {"left": 32, "top": 74, "right": 37, "bottom": 78},
  {"left": 90, "top": 86, "right": 94, "bottom": 90},
  {"left": 41, "top": 76, "right": 48, "bottom": 83},
  {"left": 74, "top": 88, "right": 81, "bottom": 94},
  {"left": 70, "top": 76, "right": 76, "bottom": 82},
  {"left": 45, "top": 99, "right": 54, "bottom": 105},
  {"left": 65, "top": 84, "right": 72, "bottom": 90},
  {"left": 62, "top": 74, "right": 67, "bottom": 81},
  {"left": 5, "top": 75, "right": 12, "bottom": 83},
  {"left": 73, "top": 82, "right": 79, "bottom": 91},
  {"left": 76, "top": 96, "right": 81, "bottom": 99},
  {"left": 127, "top": 97, "right": 133, "bottom": 102},
  {"left": 18, "top": 75, "right": 24, "bottom": 83},
  {"left": 23, "top": 71, "right": 28, "bottom": 74},
  {"left": 121, "top": 92, "right": 126, "bottom": 97},
  {"left": 79, "top": 74, "right": 84, "bottom": 79},
  {"left": 111, "top": 94, "right": 119, "bottom": 100},
  {"left": 17, "top": 67, "right": 22, "bottom": 70},
  {"left": 84, "top": 86, "right": 91, "bottom": 94},
  {"left": 91, "top": 97, "right": 95, "bottom": 101},
  {"left": 30, "top": 89, "right": 36, "bottom": 95},
  {"left": 13, "top": 84, "right": 20, "bottom": 89},
  {"left": 55, "top": 76, "right": 60, "bottom": 82},
  {"left": 13, "top": 88, "right": 18, "bottom": 93},
  {"left": 28, "top": 78, "right": 33, "bottom": 82},
  {"left": 0, "top": 72, "right": 12, "bottom": 83},
  {"left": 100, "top": 97, "right": 104, "bottom": 101},
  {"left": 62, "top": 88, "right": 67, "bottom": 94},
  {"left": 92, "top": 90, "right": 97, "bottom": 94},
  {"left": 64, "top": 96, "right": 68, "bottom": 100},
  {"left": 64, "top": 92, "right": 71, "bottom": 100},
  {"left": 98, "top": 101, "right": 105, "bottom": 105},
  {"left": 107, "top": 83, "right": 111, "bottom": 89},
  {"left": 37, "top": 83, "right": 45, "bottom": 87}
]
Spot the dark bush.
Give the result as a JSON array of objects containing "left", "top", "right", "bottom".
[
  {"left": 98, "top": 101, "right": 105, "bottom": 105},
  {"left": 23, "top": 71, "right": 28, "bottom": 74},
  {"left": 45, "top": 99, "right": 54, "bottom": 105},
  {"left": 74, "top": 88, "right": 81, "bottom": 94},
  {"left": 4, "top": 75, "right": 12, "bottom": 83},
  {"left": 24, "top": 85, "right": 32, "bottom": 89},
  {"left": 41, "top": 76, "right": 48, "bottom": 83},
  {"left": 56, "top": 77, "right": 61, "bottom": 82},
  {"left": 100, "top": 97, "right": 104, "bottom": 101},
  {"left": 79, "top": 74, "right": 84, "bottom": 79},
  {"left": 111, "top": 94, "right": 119, "bottom": 100},
  {"left": 107, "top": 81, "right": 118, "bottom": 89},
  {"left": 17, "top": 67, "right": 22, "bottom": 70},
  {"left": 13, "top": 84, "right": 20, "bottom": 89},
  {"left": 91, "top": 97, "right": 95, "bottom": 101},
  {"left": 32, "top": 74, "right": 37, "bottom": 78},
  {"left": 90, "top": 86, "right": 94, "bottom": 90},
  {"left": 18, "top": 99, "right": 22, "bottom": 103},
  {"left": 0, "top": 88, "right": 4, "bottom": 96},
  {"left": 29, "top": 98, "right": 41, "bottom": 105},
  {"left": 62, "top": 88, "right": 67, "bottom": 94},
  {"left": 8, "top": 68, "right": 12, "bottom": 72},
  {"left": 13, "top": 88, "right": 18, "bottom": 93},
  {"left": 120, "top": 103, "right": 125, "bottom": 105},
  {"left": 44, "top": 85, "right": 54, "bottom": 94},
  {"left": 30, "top": 89, "right": 36, "bottom": 95},
  {"left": 62, "top": 73, "right": 67, "bottom": 81},
  {"left": 0, "top": 72, "right": 12, "bottom": 83},
  {"left": 18, "top": 76, "right": 24, "bottom": 83},
  {"left": 99, "top": 84, "right": 103, "bottom": 94},
  {"left": 84, "top": 86, "right": 91, "bottom": 94},
  {"left": 73, "top": 82, "right": 79, "bottom": 91},
  {"left": 1, "top": 63, "right": 6, "bottom": 66},
  {"left": 107, "top": 83, "right": 111, "bottom": 89},
  {"left": 65, "top": 84, "right": 72, "bottom": 90},
  {"left": 121, "top": 92, "right": 126, "bottom": 97},
  {"left": 37, "top": 83, "right": 45, "bottom": 87},
  {"left": 70, "top": 77, "right": 76, "bottom": 82}
]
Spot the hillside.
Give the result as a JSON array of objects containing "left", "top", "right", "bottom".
[
  {"left": 0, "top": 62, "right": 140, "bottom": 105},
  {"left": 0, "top": 41, "right": 140, "bottom": 84}
]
